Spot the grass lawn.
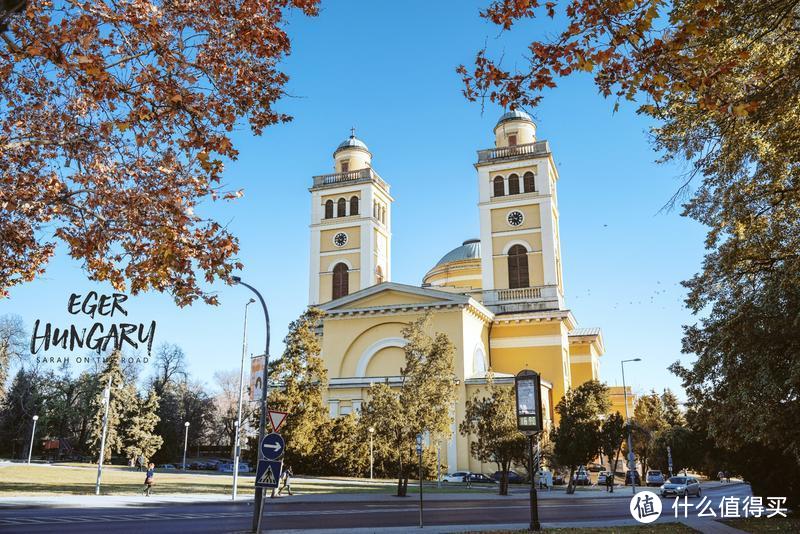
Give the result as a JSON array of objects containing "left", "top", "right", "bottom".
[
  {"left": 473, "top": 524, "right": 698, "bottom": 533},
  {"left": 720, "top": 516, "right": 799, "bottom": 533},
  {"left": 0, "top": 464, "right": 255, "bottom": 496},
  {"left": 0, "top": 464, "right": 494, "bottom": 496}
]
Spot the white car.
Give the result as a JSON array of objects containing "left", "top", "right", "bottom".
[{"left": 442, "top": 471, "right": 471, "bottom": 483}]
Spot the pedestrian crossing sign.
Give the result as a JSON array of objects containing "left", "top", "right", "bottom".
[{"left": 255, "top": 459, "right": 282, "bottom": 488}]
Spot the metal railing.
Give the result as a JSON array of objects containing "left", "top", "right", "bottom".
[
  {"left": 312, "top": 168, "right": 389, "bottom": 192},
  {"left": 476, "top": 140, "right": 550, "bottom": 163}
]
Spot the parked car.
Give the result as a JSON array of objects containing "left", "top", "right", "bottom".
[
  {"left": 217, "top": 462, "right": 235, "bottom": 473},
  {"left": 158, "top": 464, "right": 175, "bottom": 469},
  {"left": 660, "top": 476, "right": 701, "bottom": 498},
  {"left": 624, "top": 471, "right": 642, "bottom": 486},
  {"left": 237, "top": 462, "right": 250, "bottom": 473},
  {"left": 587, "top": 463, "right": 605, "bottom": 473},
  {"left": 572, "top": 468, "right": 591, "bottom": 486},
  {"left": 204, "top": 459, "right": 222, "bottom": 470},
  {"left": 552, "top": 473, "right": 566, "bottom": 485},
  {"left": 442, "top": 471, "right": 471, "bottom": 483},
  {"left": 597, "top": 471, "right": 613, "bottom": 485},
  {"left": 646, "top": 469, "right": 665, "bottom": 486},
  {"left": 467, "top": 473, "right": 497, "bottom": 484},
  {"left": 492, "top": 470, "right": 525, "bottom": 484}
]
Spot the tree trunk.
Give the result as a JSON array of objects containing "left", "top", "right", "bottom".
[
  {"left": 396, "top": 451, "right": 406, "bottom": 497},
  {"left": 566, "top": 466, "right": 576, "bottom": 494},
  {"left": 611, "top": 446, "right": 622, "bottom": 493},
  {"left": 499, "top": 460, "right": 509, "bottom": 496}
]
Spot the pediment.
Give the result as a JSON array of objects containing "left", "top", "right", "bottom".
[{"left": 318, "top": 282, "right": 470, "bottom": 313}]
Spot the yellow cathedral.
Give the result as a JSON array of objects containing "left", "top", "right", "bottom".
[{"left": 307, "top": 111, "right": 608, "bottom": 473}]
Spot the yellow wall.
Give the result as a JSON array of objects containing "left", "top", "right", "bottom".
[
  {"left": 490, "top": 204, "right": 541, "bottom": 231},
  {"left": 491, "top": 233, "right": 542, "bottom": 256},
  {"left": 321, "top": 226, "right": 361, "bottom": 253}
]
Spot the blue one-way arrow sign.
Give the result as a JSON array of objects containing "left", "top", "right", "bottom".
[{"left": 260, "top": 432, "right": 285, "bottom": 461}]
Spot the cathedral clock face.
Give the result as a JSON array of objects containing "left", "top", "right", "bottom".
[
  {"left": 507, "top": 210, "right": 524, "bottom": 227},
  {"left": 333, "top": 232, "right": 348, "bottom": 247}
]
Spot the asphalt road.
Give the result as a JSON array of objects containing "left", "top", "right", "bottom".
[{"left": 0, "top": 483, "right": 752, "bottom": 533}]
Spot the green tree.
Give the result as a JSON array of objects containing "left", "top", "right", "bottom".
[
  {"left": 650, "top": 426, "right": 694, "bottom": 477},
  {"left": 661, "top": 389, "right": 686, "bottom": 428},
  {"left": 550, "top": 380, "right": 609, "bottom": 494},
  {"left": 268, "top": 308, "right": 328, "bottom": 472},
  {"left": 631, "top": 391, "right": 669, "bottom": 477},
  {"left": 0, "top": 368, "right": 46, "bottom": 458},
  {"left": 120, "top": 388, "right": 163, "bottom": 464},
  {"left": 361, "top": 314, "right": 456, "bottom": 496},
  {"left": 598, "top": 411, "right": 625, "bottom": 490},
  {"left": 88, "top": 351, "right": 137, "bottom": 462},
  {"left": 459, "top": 374, "right": 527, "bottom": 495}
]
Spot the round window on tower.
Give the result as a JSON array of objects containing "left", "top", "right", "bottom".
[
  {"left": 507, "top": 210, "right": 524, "bottom": 227},
  {"left": 333, "top": 232, "right": 348, "bottom": 247}
]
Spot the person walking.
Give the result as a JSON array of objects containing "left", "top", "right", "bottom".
[
  {"left": 143, "top": 463, "right": 155, "bottom": 496},
  {"left": 606, "top": 471, "right": 614, "bottom": 493},
  {"left": 278, "top": 465, "right": 294, "bottom": 496},
  {"left": 137, "top": 454, "right": 145, "bottom": 472}
]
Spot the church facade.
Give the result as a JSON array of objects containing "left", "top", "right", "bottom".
[{"left": 307, "top": 111, "right": 605, "bottom": 473}]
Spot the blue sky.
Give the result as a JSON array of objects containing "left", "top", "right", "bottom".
[{"left": 3, "top": 1, "right": 708, "bottom": 399}]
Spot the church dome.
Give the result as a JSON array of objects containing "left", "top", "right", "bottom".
[
  {"left": 434, "top": 239, "right": 481, "bottom": 266},
  {"left": 422, "top": 239, "right": 482, "bottom": 292},
  {"left": 496, "top": 109, "right": 533, "bottom": 127},
  {"left": 334, "top": 133, "right": 369, "bottom": 154}
]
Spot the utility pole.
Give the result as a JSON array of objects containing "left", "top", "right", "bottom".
[{"left": 95, "top": 378, "right": 112, "bottom": 495}]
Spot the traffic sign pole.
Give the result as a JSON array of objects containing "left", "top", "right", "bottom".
[{"left": 417, "top": 433, "right": 423, "bottom": 528}]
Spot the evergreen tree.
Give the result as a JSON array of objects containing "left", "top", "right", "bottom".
[
  {"left": 661, "top": 389, "right": 686, "bottom": 427},
  {"left": 361, "top": 314, "right": 456, "bottom": 496},
  {"left": 121, "top": 388, "right": 163, "bottom": 464},
  {"left": 88, "top": 351, "right": 137, "bottom": 462},
  {"left": 0, "top": 368, "right": 46, "bottom": 458},
  {"left": 268, "top": 308, "right": 328, "bottom": 472},
  {"left": 460, "top": 374, "right": 527, "bottom": 495}
]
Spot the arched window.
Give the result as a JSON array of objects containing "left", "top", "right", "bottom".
[
  {"left": 324, "top": 199, "right": 334, "bottom": 219},
  {"left": 376, "top": 265, "right": 384, "bottom": 284},
  {"left": 332, "top": 263, "right": 349, "bottom": 299},
  {"left": 337, "top": 197, "right": 347, "bottom": 217},
  {"left": 523, "top": 172, "right": 536, "bottom": 193},
  {"left": 350, "top": 196, "right": 359, "bottom": 216},
  {"left": 508, "top": 173, "right": 520, "bottom": 195},
  {"left": 493, "top": 176, "right": 504, "bottom": 197},
  {"left": 507, "top": 245, "right": 529, "bottom": 289},
  {"left": 373, "top": 202, "right": 378, "bottom": 218}
]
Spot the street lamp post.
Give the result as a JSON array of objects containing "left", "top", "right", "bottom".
[
  {"left": 233, "top": 298, "right": 255, "bottom": 500},
  {"left": 621, "top": 358, "right": 642, "bottom": 495},
  {"left": 515, "top": 369, "right": 543, "bottom": 532},
  {"left": 368, "top": 426, "right": 375, "bottom": 480},
  {"left": 231, "top": 276, "right": 271, "bottom": 534},
  {"left": 27, "top": 415, "right": 39, "bottom": 464},
  {"left": 183, "top": 422, "right": 190, "bottom": 470},
  {"left": 95, "top": 378, "right": 113, "bottom": 495}
]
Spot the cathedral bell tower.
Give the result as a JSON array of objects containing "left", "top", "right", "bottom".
[
  {"left": 308, "top": 130, "right": 393, "bottom": 305},
  {"left": 475, "top": 111, "right": 565, "bottom": 312}
]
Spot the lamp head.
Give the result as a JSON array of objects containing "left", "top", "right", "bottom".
[
  {"left": 32, "top": 415, "right": 39, "bottom": 421},
  {"left": 633, "top": 358, "right": 642, "bottom": 362},
  {"left": 232, "top": 275, "right": 242, "bottom": 284},
  {"left": 184, "top": 421, "right": 190, "bottom": 427},
  {"left": 248, "top": 298, "right": 255, "bottom": 304},
  {"left": 368, "top": 426, "right": 375, "bottom": 433}
]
